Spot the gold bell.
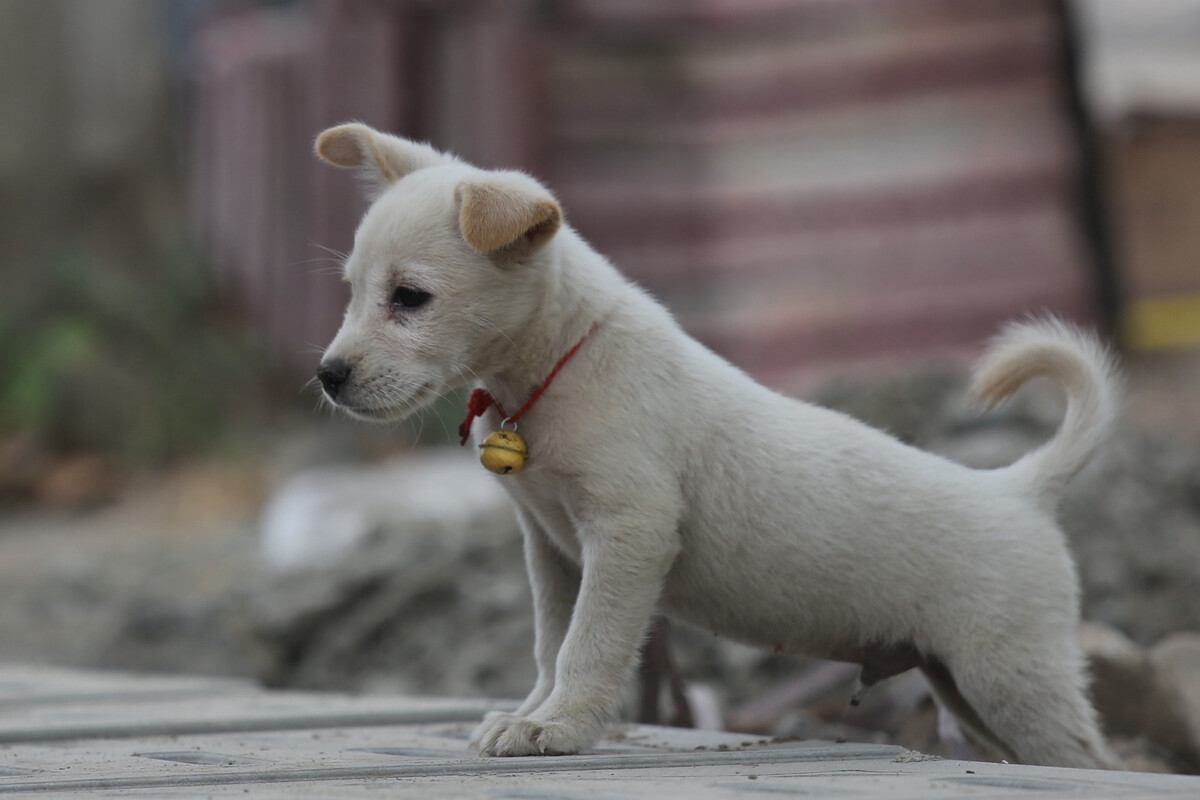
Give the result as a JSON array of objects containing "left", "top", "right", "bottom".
[{"left": 479, "top": 429, "right": 528, "bottom": 474}]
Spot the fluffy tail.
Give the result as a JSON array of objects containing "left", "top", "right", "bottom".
[{"left": 970, "top": 317, "right": 1121, "bottom": 510}]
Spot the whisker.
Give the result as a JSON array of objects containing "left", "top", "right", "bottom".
[
  {"left": 309, "top": 241, "right": 349, "bottom": 260},
  {"left": 302, "top": 264, "right": 351, "bottom": 277},
  {"left": 291, "top": 256, "right": 342, "bottom": 267},
  {"left": 293, "top": 241, "right": 351, "bottom": 276},
  {"left": 301, "top": 342, "right": 328, "bottom": 357}
]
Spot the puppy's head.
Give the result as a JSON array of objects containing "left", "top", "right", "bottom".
[{"left": 313, "top": 123, "right": 562, "bottom": 422}]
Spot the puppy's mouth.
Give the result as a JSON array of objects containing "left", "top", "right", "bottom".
[
  {"left": 338, "top": 404, "right": 407, "bottom": 423},
  {"left": 329, "top": 382, "right": 437, "bottom": 424}
]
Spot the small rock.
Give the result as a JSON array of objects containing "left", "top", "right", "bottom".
[
  {"left": 1079, "top": 622, "right": 1158, "bottom": 739},
  {"left": 1149, "top": 632, "right": 1200, "bottom": 769},
  {"left": 1080, "top": 621, "right": 1194, "bottom": 769}
]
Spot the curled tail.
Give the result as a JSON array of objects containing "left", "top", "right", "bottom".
[{"left": 970, "top": 317, "right": 1121, "bottom": 510}]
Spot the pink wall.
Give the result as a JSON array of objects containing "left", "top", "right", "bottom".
[{"left": 191, "top": 0, "right": 1096, "bottom": 388}]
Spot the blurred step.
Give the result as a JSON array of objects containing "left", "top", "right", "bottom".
[{"left": 0, "top": 664, "right": 1197, "bottom": 797}]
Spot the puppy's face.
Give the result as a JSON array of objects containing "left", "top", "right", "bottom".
[{"left": 313, "top": 125, "right": 561, "bottom": 422}]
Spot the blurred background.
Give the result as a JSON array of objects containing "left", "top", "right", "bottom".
[{"left": 1, "top": 0, "right": 1199, "bottom": 772}]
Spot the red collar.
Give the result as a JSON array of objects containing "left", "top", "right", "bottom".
[{"left": 458, "top": 323, "right": 597, "bottom": 446}]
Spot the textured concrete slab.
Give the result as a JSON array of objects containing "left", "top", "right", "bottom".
[
  {"left": 0, "top": 665, "right": 1197, "bottom": 798},
  {"left": 0, "top": 666, "right": 500, "bottom": 743},
  {"left": 0, "top": 664, "right": 256, "bottom": 706}
]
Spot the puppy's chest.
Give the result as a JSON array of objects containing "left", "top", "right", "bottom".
[{"left": 502, "top": 475, "right": 586, "bottom": 563}]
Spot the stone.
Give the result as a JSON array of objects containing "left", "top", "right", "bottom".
[
  {"left": 1079, "top": 622, "right": 1195, "bottom": 771},
  {"left": 1079, "top": 622, "right": 1158, "bottom": 739},
  {"left": 1149, "top": 632, "right": 1200, "bottom": 769}
]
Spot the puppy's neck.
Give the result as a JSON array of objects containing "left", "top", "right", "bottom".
[
  {"left": 477, "top": 236, "right": 616, "bottom": 415},
  {"left": 484, "top": 314, "right": 600, "bottom": 418}
]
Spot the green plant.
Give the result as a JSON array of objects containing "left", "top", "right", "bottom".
[{"left": 0, "top": 242, "right": 267, "bottom": 462}]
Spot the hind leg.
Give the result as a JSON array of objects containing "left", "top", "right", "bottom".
[
  {"left": 921, "top": 660, "right": 1014, "bottom": 762},
  {"left": 935, "top": 640, "right": 1121, "bottom": 770}
]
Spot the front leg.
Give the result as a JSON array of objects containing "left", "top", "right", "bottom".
[
  {"left": 478, "top": 511, "right": 681, "bottom": 756},
  {"left": 471, "top": 510, "right": 578, "bottom": 747}
]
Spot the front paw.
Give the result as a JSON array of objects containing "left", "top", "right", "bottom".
[
  {"left": 474, "top": 713, "right": 596, "bottom": 757},
  {"left": 468, "top": 710, "right": 513, "bottom": 752}
]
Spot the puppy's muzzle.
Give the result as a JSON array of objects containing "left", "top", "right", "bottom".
[{"left": 317, "top": 359, "right": 352, "bottom": 400}]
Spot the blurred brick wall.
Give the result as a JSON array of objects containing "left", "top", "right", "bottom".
[
  {"left": 546, "top": 0, "right": 1096, "bottom": 388},
  {"left": 191, "top": 1, "right": 404, "bottom": 367},
  {"left": 191, "top": 0, "right": 1098, "bottom": 386},
  {"left": 0, "top": 0, "right": 173, "bottom": 282},
  {"left": 190, "top": 0, "right": 546, "bottom": 371}
]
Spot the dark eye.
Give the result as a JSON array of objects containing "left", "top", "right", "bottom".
[{"left": 390, "top": 286, "right": 431, "bottom": 310}]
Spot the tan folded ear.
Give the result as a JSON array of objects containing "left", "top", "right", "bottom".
[
  {"left": 456, "top": 178, "right": 562, "bottom": 255},
  {"left": 314, "top": 123, "right": 446, "bottom": 198}
]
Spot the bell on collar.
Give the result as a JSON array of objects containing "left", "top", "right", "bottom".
[{"left": 479, "top": 429, "right": 528, "bottom": 474}]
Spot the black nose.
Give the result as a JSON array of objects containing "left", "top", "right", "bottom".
[{"left": 317, "top": 360, "right": 352, "bottom": 399}]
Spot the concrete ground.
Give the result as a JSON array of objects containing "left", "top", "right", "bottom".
[{"left": 1, "top": 664, "right": 1199, "bottom": 798}]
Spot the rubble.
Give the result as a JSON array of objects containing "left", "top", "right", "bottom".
[
  {"left": 0, "top": 368, "right": 1197, "bottom": 773},
  {"left": 251, "top": 451, "right": 533, "bottom": 697},
  {"left": 239, "top": 370, "right": 1200, "bottom": 770},
  {"left": 1148, "top": 632, "right": 1200, "bottom": 768},
  {"left": 1080, "top": 622, "right": 1196, "bottom": 772}
]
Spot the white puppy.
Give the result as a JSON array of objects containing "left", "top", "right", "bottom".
[{"left": 313, "top": 123, "right": 1121, "bottom": 769}]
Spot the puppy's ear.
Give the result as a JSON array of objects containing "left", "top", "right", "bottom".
[
  {"left": 314, "top": 123, "right": 446, "bottom": 199},
  {"left": 455, "top": 175, "right": 562, "bottom": 256}
]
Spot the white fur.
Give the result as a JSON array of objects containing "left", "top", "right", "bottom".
[{"left": 314, "top": 124, "right": 1122, "bottom": 768}]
